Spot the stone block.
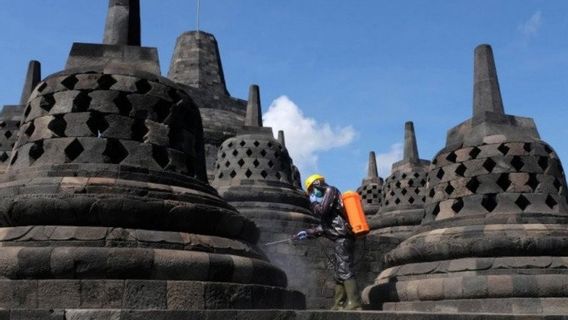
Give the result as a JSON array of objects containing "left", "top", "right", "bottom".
[
  {"left": 124, "top": 280, "right": 167, "bottom": 309},
  {"left": 38, "top": 280, "right": 80, "bottom": 308}
]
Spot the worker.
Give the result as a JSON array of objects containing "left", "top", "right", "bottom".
[{"left": 294, "top": 174, "right": 362, "bottom": 310}]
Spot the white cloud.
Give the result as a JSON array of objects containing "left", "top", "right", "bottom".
[
  {"left": 518, "top": 10, "right": 542, "bottom": 40},
  {"left": 376, "top": 143, "right": 403, "bottom": 178},
  {"left": 263, "top": 96, "right": 356, "bottom": 174}
]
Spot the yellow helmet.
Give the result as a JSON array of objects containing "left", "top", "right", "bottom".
[{"left": 305, "top": 174, "right": 325, "bottom": 191}]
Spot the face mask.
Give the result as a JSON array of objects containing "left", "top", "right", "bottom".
[{"left": 313, "top": 188, "right": 324, "bottom": 198}]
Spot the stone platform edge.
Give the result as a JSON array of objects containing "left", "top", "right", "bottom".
[{"left": 2, "top": 310, "right": 568, "bottom": 320}]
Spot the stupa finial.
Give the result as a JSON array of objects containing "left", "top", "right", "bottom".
[
  {"left": 245, "top": 84, "right": 262, "bottom": 127},
  {"left": 473, "top": 44, "right": 505, "bottom": 118},
  {"left": 367, "top": 151, "right": 378, "bottom": 178},
  {"left": 19, "top": 60, "right": 41, "bottom": 105},
  {"left": 103, "top": 0, "right": 141, "bottom": 46},
  {"left": 403, "top": 121, "right": 419, "bottom": 163}
]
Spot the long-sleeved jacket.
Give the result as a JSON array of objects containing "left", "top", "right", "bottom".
[{"left": 309, "top": 185, "right": 352, "bottom": 240}]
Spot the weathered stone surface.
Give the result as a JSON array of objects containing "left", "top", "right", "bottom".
[
  {"left": 0, "top": 0, "right": 304, "bottom": 311},
  {"left": 167, "top": 31, "right": 248, "bottom": 182},
  {"left": 364, "top": 44, "right": 568, "bottom": 314},
  {"left": 212, "top": 87, "right": 329, "bottom": 308},
  {"left": 0, "top": 61, "right": 42, "bottom": 174}
]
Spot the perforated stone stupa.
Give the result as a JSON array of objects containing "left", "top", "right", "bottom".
[
  {"left": 371, "top": 122, "right": 430, "bottom": 239},
  {"left": 0, "top": 0, "right": 303, "bottom": 310},
  {"left": 363, "top": 45, "right": 568, "bottom": 314},
  {"left": 0, "top": 60, "right": 41, "bottom": 173},
  {"left": 168, "top": 30, "right": 247, "bottom": 181},
  {"left": 357, "top": 151, "right": 384, "bottom": 216},
  {"left": 212, "top": 85, "right": 335, "bottom": 308}
]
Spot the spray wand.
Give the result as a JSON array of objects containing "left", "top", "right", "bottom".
[{"left": 263, "top": 231, "right": 310, "bottom": 246}]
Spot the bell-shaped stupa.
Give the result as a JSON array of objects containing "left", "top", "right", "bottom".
[
  {"left": 213, "top": 85, "right": 335, "bottom": 308},
  {"left": 0, "top": 0, "right": 304, "bottom": 310},
  {"left": 357, "top": 151, "right": 384, "bottom": 216},
  {"left": 0, "top": 60, "right": 41, "bottom": 173},
  {"left": 363, "top": 45, "right": 568, "bottom": 314},
  {"left": 371, "top": 122, "right": 430, "bottom": 239},
  {"left": 168, "top": 30, "right": 247, "bottom": 181}
]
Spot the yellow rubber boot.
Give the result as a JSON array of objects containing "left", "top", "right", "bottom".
[{"left": 343, "top": 279, "right": 362, "bottom": 310}]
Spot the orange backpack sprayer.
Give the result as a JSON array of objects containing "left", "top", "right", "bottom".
[{"left": 341, "top": 191, "right": 369, "bottom": 236}]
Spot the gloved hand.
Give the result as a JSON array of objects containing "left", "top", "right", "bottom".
[{"left": 293, "top": 230, "right": 308, "bottom": 240}]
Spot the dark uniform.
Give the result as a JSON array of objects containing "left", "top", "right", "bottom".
[{"left": 308, "top": 185, "right": 356, "bottom": 282}]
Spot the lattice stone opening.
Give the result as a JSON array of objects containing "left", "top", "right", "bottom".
[
  {"left": 253, "top": 141, "right": 259, "bottom": 147},
  {"left": 10, "top": 151, "right": 17, "bottom": 165},
  {"left": 24, "top": 122, "right": 35, "bottom": 137},
  {"left": 481, "top": 193, "right": 498, "bottom": 212},
  {"left": 4, "top": 131, "right": 12, "bottom": 139},
  {"left": 65, "top": 139, "right": 84, "bottom": 162},
  {"left": 239, "top": 140, "right": 246, "bottom": 147},
  {"left": 545, "top": 195, "right": 558, "bottom": 209},
  {"left": 237, "top": 159, "right": 245, "bottom": 167},
  {"left": 511, "top": 156, "right": 524, "bottom": 171},
  {"left": 466, "top": 177, "right": 480, "bottom": 193},
  {"left": 40, "top": 94, "right": 56, "bottom": 112},
  {"left": 61, "top": 75, "right": 79, "bottom": 90},
  {"left": 48, "top": 115, "right": 67, "bottom": 137},
  {"left": 152, "top": 145, "right": 169, "bottom": 168},
  {"left": 496, "top": 173, "right": 512, "bottom": 191},
  {"left": 452, "top": 198, "right": 464, "bottom": 213},
  {"left": 24, "top": 105, "right": 31, "bottom": 117},
  {"left": 246, "top": 149, "right": 252, "bottom": 156},
  {"left": 261, "top": 170, "right": 268, "bottom": 178},
  {"left": 446, "top": 151, "right": 457, "bottom": 163},
  {"left": 523, "top": 143, "right": 532, "bottom": 153},
  {"left": 498, "top": 144, "right": 510, "bottom": 155},
  {"left": 28, "top": 140, "right": 44, "bottom": 162},
  {"left": 526, "top": 173, "right": 539, "bottom": 190},
  {"left": 131, "top": 119, "right": 148, "bottom": 141},
  {"left": 135, "top": 79, "right": 152, "bottom": 94},
  {"left": 483, "top": 158, "right": 497, "bottom": 172},
  {"left": 37, "top": 82, "right": 48, "bottom": 93},
  {"left": 445, "top": 183, "right": 455, "bottom": 195},
  {"left": 515, "top": 194, "right": 531, "bottom": 211},
  {"left": 538, "top": 157, "right": 549, "bottom": 171},
  {"left": 245, "top": 169, "right": 252, "bottom": 178},
  {"left": 455, "top": 163, "right": 467, "bottom": 177},
  {"left": 86, "top": 112, "right": 110, "bottom": 136},
  {"left": 553, "top": 178, "right": 562, "bottom": 191},
  {"left": 401, "top": 189, "right": 407, "bottom": 195},
  {"left": 153, "top": 99, "right": 171, "bottom": 122},
  {"left": 97, "top": 74, "right": 117, "bottom": 90},
  {"left": 72, "top": 92, "right": 92, "bottom": 112},
  {"left": 469, "top": 146, "right": 481, "bottom": 159},
  {"left": 253, "top": 159, "right": 260, "bottom": 167},
  {"left": 114, "top": 92, "right": 133, "bottom": 116},
  {"left": 0, "top": 152, "right": 8, "bottom": 163},
  {"left": 102, "top": 138, "right": 128, "bottom": 164},
  {"left": 436, "top": 168, "right": 445, "bottom": 179}
]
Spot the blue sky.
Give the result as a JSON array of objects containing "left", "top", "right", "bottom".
[{"left": 1, "top": 1, "right": 568, "bottom": 192}]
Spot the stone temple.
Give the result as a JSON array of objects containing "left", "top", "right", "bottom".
[
  {"left": 2, "top": 1, "right": 568, "bottom": 319},
  {"left": 364, "top": 44, "right": 568, "bottom": 314},
  {"left": 372, "top": 121, "right": 430, "bottom": 240},
  {"left": 0, "top": 0, "right": 303, "bottom": 313},
  {"left": 212, "top": 85, "right": 335, "bottom": 308},
  {"left": 0, "top": 61, "right": 41, "bottom": 174}
]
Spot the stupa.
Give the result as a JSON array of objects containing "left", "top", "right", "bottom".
[
  {"left": 0, "top": 0, "right": 303, "bottom": 310},
  {"left": 363, "top": 45, "right": 568, "bottom": 314},
  {"left": 0, "top": 61, "right": 41, "bottom": 173}
]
